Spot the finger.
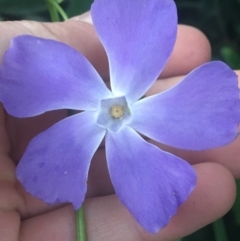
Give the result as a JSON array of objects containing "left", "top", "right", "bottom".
[
  {"left": 148, "top": 70, "right": 240, "bottom": 95},
  {"left": 161, "top": 25, "right": 211, "bottom": 78},
  {"left": 85, "top": 163, "right": 235, "bottom": 241},
  {"left": 0, "top": 20, "right": 107, "bottom": 78},
  {"left": 0, "top": 104, "right": 10, "bottom": 154},
  {"left": 87, "top": 149, "right": 113, "bottom": 198},
  {"left": 147, "top": 70, "right": 240, "bottom": 178},
  {"left": 0, "top": 17, "right": 210, "bottom": 80},
  {"left": 0, "top": 105, "right": 20, "bottom": 205},
  {"left": 0, "top": 106, "right": 25, "bottom": 241},
  {"left": 19, "top": 205, "right": 76, "bottom": 241},
  {"left": 0, "top": 210, "right": 20, "bottom": 241},
  {"left": 151, "top": 137, "right": 240, "bottom": 179},
  {"left": 0, "top": 105, "right": 67, "bottom": 217},
  {"left": 17, "top": 162, "right": 235, "bottom": 241},
  {"left": 6, "top": 110, "right": 67, "bottom": 162}
]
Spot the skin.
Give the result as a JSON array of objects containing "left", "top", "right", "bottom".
[{"left": 0, "top": 12, "right": 239, "bottom": 241}]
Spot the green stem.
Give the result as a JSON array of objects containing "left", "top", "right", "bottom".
[
  {"left": 45, "top": 0, "right": 60, "bottom": 22},
  {"left": 48, "top": 0, "right": 69, "bottom": 21},
  {"left": 76, "top": 205, "right": 87, "bottom": 241},
  {"left": 213, "top": 218, "right": 229, "bottom": 241}
]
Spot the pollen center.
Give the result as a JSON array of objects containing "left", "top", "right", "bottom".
[{"left": 110, "top": 105, "right": 124, "bottom": 119}]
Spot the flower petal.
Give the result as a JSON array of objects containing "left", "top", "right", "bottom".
[
  {"left": 16, "top": 111, "right": 105, "bottom": 209},
  {"left": 106, "top": 127, "right": 196, "bottom": 233},
  {"left": 91, "top": 0, "right": 177, "bottom": 103},
  {"left": 0, "top": 35, "right": 112, "bottom": 117},
  {"left": 130, "top": 61, "right": 240, "bottom": 150}
]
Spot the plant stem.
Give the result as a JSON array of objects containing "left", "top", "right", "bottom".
[
  {"left": 45, "top": 0, "right": 60, "bottom": 22},
  {"left": 76, "top": 205, "right": 87, "bottom": 241},
  {"left": 48, "top": 0, "right": 69, "bottom": 21}
]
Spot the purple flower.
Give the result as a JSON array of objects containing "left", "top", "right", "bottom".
[{"left": 0, "top": 0, "right": 239, "bottom": 233}]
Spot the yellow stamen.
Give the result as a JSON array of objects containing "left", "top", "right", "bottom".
[{"left": 110, "top": 105, "right": 124, "bottom": 119}]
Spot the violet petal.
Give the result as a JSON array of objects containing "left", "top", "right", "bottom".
[
  {"left": 0, "top": 35, "right": 112, "bottom": 117},
  {"left": 106, "top": 127, "right": 196, "bottom": 233},
  {"left": 91, "top": 0, "right": 177, "bottom": 103},
  {"left": 130, "top": 61, "right": 240, "bottom": 150},
  {"left": 16, "top": 111, "right": 105, "bottom": 209}
]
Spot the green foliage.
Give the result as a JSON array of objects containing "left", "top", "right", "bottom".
[
  {"left": 66, "top": 0, "right": 93, "bottom": 17},
  {"left": 45, "top": 0, "right": 68, "bottom": 21},
  {"left": 0, "top": 0, "right": 46, "bottom": 15},
  {"left": 213, "top": 218, "right": 229, "bottom": 241},
  {"left": 221, "top": 47, "right": 240, "bottom": 69},
  {"left": 0, "top": 0, "right": 93, "bottom": 20}
]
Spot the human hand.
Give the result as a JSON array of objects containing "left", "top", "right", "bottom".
[{"left": 0, "top": 12, "right": 238, "bottom": 241}]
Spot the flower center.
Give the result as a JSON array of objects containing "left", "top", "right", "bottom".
[
  {"left": 110, "top": 105, "right": 124, "bottom": 119},
  {"left": 96, "top": 96, "right": 131, "bottom": 132}
]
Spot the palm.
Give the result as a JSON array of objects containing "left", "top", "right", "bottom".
[{"left": 0, "top": 17, "right": 239, "bottom": 241}]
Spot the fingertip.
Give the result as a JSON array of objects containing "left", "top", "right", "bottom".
[
  {"left": 20, "top": 205, "right": 76, "bottom": 241},
  {"left": 84, "top": 162, "right": 236, "bottom": 241},
  {"left": 161, "top": 25, "right": 212, "bottom": 78},
  {"left": 147, "top": 162, "right": 236, "bottom": 241},
  {"left": 183, "top": 162, "right": 236, "bottom": 222}
]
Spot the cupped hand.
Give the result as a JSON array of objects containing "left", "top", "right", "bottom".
[{"left": 0, "top": 12, "right": 238, "bottom": 241}]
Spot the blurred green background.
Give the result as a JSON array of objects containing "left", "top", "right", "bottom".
[{"left": 0, "top": 0, "right": 239, "bottom": 240}]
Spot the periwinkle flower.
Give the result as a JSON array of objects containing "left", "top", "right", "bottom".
[{"left": 0, "top": 0, "right": 239, "bottom": 233}]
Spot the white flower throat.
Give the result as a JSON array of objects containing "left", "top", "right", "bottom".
[{"left": 96, "top": 96, "right": 132, "bottom": 132}]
